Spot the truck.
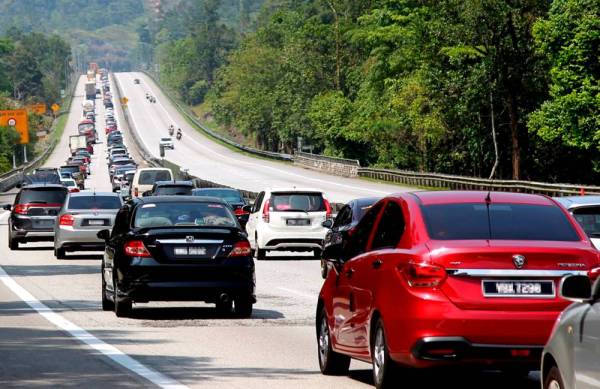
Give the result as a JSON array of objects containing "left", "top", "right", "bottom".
[
  {"left": 69, "top": 135, "right": 88, "bottom": 154},
  {"left": 85, "top": 82, "right": 96, "bottom": 100}
]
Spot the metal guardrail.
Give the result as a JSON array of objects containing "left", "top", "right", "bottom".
[
  {"left": 140, "top": 70, "right": 293, "bottom": 162},
  {"left": 358, "top": 168, "right": 600, "bottom": 197},
  {"left": 295, "top": 151, "right": 360, "bottom": 166}
]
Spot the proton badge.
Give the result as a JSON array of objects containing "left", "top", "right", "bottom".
[{"left": 512, "top": 254, "right": 526, "bottom": 269}]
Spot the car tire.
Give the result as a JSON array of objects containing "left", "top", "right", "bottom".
[
  {"left": 216, "top": 300, "right": 233, "bottom": 316},
  {"left": 101, "top": 271, "right": 114, "bottom": 312},
  {"left": 234, "top": 297, "right": 253, "bottom": 318},
  {"left": 372, "top": 318, "right": 399, "bottom": 389},
  {"left": 321, "top": 260, "right": 328, "bottom": 279},
  {"left": 544, "top": 365, "right": 564, "bottom": 389},
  {"left": 113, "top": 275, "right": 132, "bottom": 317},
  {"left": 317, "top": 308, "right": 350, "bottom": 375},
  {"left": 8, "top": 237, "right": 19, "bottom": 250},
  {"left": 256, "top": 248, "right": 266, "bottom": 260},
  {"left": 314, "top": 249, "right": 322, "bottom": 259},
  {"left": 55, "top": 247, "right": 66, "bottom": 260}
]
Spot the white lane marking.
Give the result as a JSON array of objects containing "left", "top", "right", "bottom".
[
  {"left": 0, "top": 265, "right": 188, "bottom": 389},
  {"left": 278, "top": 287, "right": 316, "bottom": 300},
  {"left": 125, "top": 72, "right": 390, "bottom": 196}
]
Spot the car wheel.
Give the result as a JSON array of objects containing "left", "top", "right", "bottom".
[
  {"left": 8, "top": 237, "right": 19, "bottom": 250},
  {"left": 317, "top": 308, "right": 350, "bottom": 375},
  {"left": 55, "top": 247, "right": 66, "bottom": 260},
  {"left": 544, "top": 366, "right": 564, "bottom": 389},
  {"left": 372, "top": 318, "right": 398, "bottom": 389},
  {"left": 215, "top": 300, "right": 233, "bottom": 316},
  {"left": 101, "top": 270, "right": 114, "bottom": 311},
  {"left": 113, "top": 275, "right": 132, "bottom": 317},
  {"left": 321, "top": 260, "right": 328, "bottom": 279},
  {"left": 256, "top": 248, "right": 266, "bottom": 260},
  {"left": 234, "top": 297, "right": 253, "bottom": 318},
  {"left": 313, "top": 249, "right": 322, "bottom": 260}
]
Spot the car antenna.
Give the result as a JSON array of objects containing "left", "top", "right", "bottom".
[{"left": 485, "top": 190, "right": 492, "bottom": 242}]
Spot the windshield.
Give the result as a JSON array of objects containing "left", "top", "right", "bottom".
[
  {"left": 134, "top": 202, "right": 237, "bottom": 228},
  {"left": 269, "top": 192, "right": 325, "bottom": 212},
  {"left": 572, "top": 206, "right": 600, "bottom": 238},
  {"left": 154, "top": 186, "right": 193, "bottom": 196},
  {"left": 18, "top": 188, "right": 67, "bottom": 205},
  {"left": 67, "top": 196, "right": 122, "bottom": 210},
  {"left": 194, "top": 189, "right": 243, "bottom": 203},
  {"left": 139, "top": 170, "right": 172, "bottom": 185},
  {"left": 422, "top": 203, "right": 580, "bottom": 241}
]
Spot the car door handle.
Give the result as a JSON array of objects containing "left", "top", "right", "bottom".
[
  {"left": 372, "top": 259, "right": 383, "bottom": 269},
  {"left": 345, "top": 268, "right": 354, "bottom": 278}
]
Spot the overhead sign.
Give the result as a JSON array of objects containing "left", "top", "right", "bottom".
[
  {"left": 51, "top": 104, "right": 60, "bottom": 113},
  {"left": 26, "top": 104, "right": 47, "bottom": 115},
  {"left": 0, "top": 109, "right": 29, "bottom": 144},
  {"left": 120, "top": 97, "right": 129, "bottom": 105}
]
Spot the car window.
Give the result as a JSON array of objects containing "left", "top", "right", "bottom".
[
  {"left": 345, "top": 202, "right": 384, "bottom": 259},
  {"left": 139, "top": 170, "right": 172, "bottom": 185},
  {"left": 422, "top": 203, "right": 580, "bottom": 241},
  {"left": 17, "top": 188, "right": 67, "bottom": 205},
  {"left": 154, "top": 186, "right": 193, "bottom": 196},
  {"left": 111, "top": 208, "right": 130, "bottom": 238},
  {"left": 68, "top": 196, "right": 122, "bottom": 210},
  {"left": 270, "top": 192, "right": 325, "bottom": 212},
  {"left": 372, "top": 201, "right": 405, "bottom": 250},
  {"left": 333, "top": 206, "right": 352, "bottom": 228},
  {"left": 253, "top": 192, "right": 265, "bottom": 213},
  {"left": 571, "top": 206, "right": 600, "bottom": 238},
  {"left": 193, "top": 189, "right": 243, "bottom": 203},
  {"left": 134, "top": 202, "right": 237, "bottom": 228}
]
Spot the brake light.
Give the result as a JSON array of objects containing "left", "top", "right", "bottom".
[
  {"left": 69, "top": 188, "right": 79, "bottom": 193},
  {"left": 124, "top": 240, "right": 151, "bottom": 257},
  {"left": 262, "top": 199, "right": 270, "bottom": 223},
  {"left": 234, "top": 207, "right": 248, "bottom": 216},
  {"left": 324, "top": 199, "right": 332, "bottom": 220},
  {"left": 589, "top": 266, "right": 600, "bottom": 281},
  {"left": 13, "top": 203, "right": 61, "bottom": 215},
  {"left": 59, "top": 214, "right": 74, "bottom": 226},
  {"left": 134, "top": 187, "right": 139, "bottom": 197},
  {"left": 402, "top": 261, "right": 447, "bottom": 288},
  {"left": 229, "top": 241, "right": 252, "bottom": 257}
]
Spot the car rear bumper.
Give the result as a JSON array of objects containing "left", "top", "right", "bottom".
[{"left": 257, "top": 228, "right": 326, "bottom": 251}]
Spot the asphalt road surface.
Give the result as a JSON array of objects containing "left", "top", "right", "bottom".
[{"left": 0, "top": 76, "right": 539, "bottom": 388}]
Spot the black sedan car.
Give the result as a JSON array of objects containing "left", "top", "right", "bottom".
[
  {"left": 146, "top": 181, "right": 194, "bottom": 196},
  {"left": 98, "top": 196, "right": 255, "bottom": 318},
  {"left": 192, "top": 188, "right": 249, "bottom": 228},
  {"left": 320, "top": 197, "right": 381, "bottom": 278}
]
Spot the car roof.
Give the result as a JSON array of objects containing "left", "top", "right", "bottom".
[
  {"left": 193, "top": 187, "right": 239, "bottom": 192},
  {"left": 68, "top": 191, "right": 119, "bottom": 197},
  {"left": 554, "top": 196, "right": 600, "bottom": 209},
  {"left": 20, "top": 184, "right": 66, "bottom": 190},
  {"left": 154, "top": 181, "right": 194, "bottom": 187},
  {"left": 136, "top": 196, "right": 226, "bottom": 204},
  {"left": 268, "top": 188, "right": 323, "bottom": 194},
  {"left": 408, "top": 191, "right": 555, "bottom": 206},
  {"left": 137, "top": 168, "right": 171, "bottom": 172}
]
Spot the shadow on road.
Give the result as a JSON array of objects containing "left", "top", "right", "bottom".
[
  {"left": 130, "top": 306, "right": 285, "bottom": 321},
  {"left": 1, "top": 264, "right": 100, "bottom": 277}
]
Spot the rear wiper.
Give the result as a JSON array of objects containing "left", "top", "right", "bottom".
[
  {"left": 285, "top": 209, "right": 309, "bottom": 214},
  {"left": 28, "top": 201, "right": 48, "bottom": 204}
]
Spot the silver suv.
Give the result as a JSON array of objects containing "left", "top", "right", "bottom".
[{"left": 542, "top": 274, "right": 600, "bottom": 389}]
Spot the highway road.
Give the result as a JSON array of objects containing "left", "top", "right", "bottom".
[
  {"left": 0, "top": 75, "right": 539, "bottom": 388},
  {"left": 113, "top": 72, "right": 410, "bottom": 204}
]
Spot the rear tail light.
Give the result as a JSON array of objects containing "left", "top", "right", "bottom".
[
  {"left": 324, "top": 199, "right": 332, "bottom": 220},
  {"left": 59, "top": 214, "right": 75, "bottom": 226},
  {"left": 124, "top": 240, "right": 151, "bottom": 257},
  {"left": 13, "top": 203, "right": 61, "bottom": 215},
  {"left": 134, "top": 187, "right": 139, "bottom": 197},
  {"left": 402, "top": 261, "right": 447, "bottom": 288},
  {"left": 234, "top": 207, "right": 248, "bottom": 216},
  {"left": 229, "top": 241, "right": 252, "bottom": 257},
  {"left": 589, "top": 266, "right": 600, "bottom": 281},
  {"left": 13, "top": 204, "right": 29, "bottom": 215},
  {"left": 69, "top": 188, "right": 79, "bottom": 193},
  {"left": 262, "top": 199, "right": 270, "bottom": 223}
]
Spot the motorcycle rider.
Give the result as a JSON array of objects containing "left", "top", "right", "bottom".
[
  {"left": 176, "top": 128, "right": 182, "bottom": 140},
  {"left": 168, "top": 125, "right": 175, "bottom": 136}
]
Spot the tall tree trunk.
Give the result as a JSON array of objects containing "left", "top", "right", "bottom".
[
  {"left": 327, "top": 1, "right": 341, "bottom": 90},
  {"left": 508, "top": 92, "right": 520, "bottom": 180}
]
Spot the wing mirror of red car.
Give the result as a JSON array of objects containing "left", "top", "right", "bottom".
[{"left": 560, "top": 275, "right": 593, "bottom": 303}]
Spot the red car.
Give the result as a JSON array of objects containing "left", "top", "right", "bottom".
[{"left": 316, "top": 191, "right": 600, "bottom": 388}]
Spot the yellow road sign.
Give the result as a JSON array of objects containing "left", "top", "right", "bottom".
[
  {"left": 120, "top": 97, "right": 129, "bottom": 105},
  {"left": 51, "top": 103, "right": 60, "bottom": 113},
  {"left": 0, "top": 109, "right": 29, "bottom": 144},
  {"left": 26, "top": 104, "right": 47, "bottom": 115}
]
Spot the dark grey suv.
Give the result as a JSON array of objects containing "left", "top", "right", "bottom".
[{"left": 4, "top": 184, "right": 68, "bottom": 250}]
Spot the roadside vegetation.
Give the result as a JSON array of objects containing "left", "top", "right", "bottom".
[{"left": 149, "top": 0, "right": 600, "bottom": 184}]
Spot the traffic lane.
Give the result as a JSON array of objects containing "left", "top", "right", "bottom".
[
  {"left": 116, "top": 72, "right": 411, "bottom": 203},
  {"left": 0, "top": 276, "right": 150, "bottom": 388}
]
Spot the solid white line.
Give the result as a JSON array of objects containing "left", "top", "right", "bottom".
[
  {"left": 0, "top": 265, "right": 188, "bottom": 389},
  {"left": 278, "top": 287, "right": 316, "bottom": 300},
  {"left": 128, "top": 72, "right": 390, "bottom": 196}
]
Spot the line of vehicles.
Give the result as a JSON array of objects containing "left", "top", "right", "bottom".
[{"left": 4, "top": 70, "right": 600, "bottom": 388}]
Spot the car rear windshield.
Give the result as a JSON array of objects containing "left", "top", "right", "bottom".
[
  {"left": 194, "top": 189, "right": 243, "bottom": 203},
  {"left": 61, "top": 166, "right": 79, "bottom": 173},
  {"left": 62, "top": 180, "right": 76, "bottom": 186},
  {"left": 154, "top": 186, "right": 193, "bottom": 196},
  {"left": 139, "top": 170, "right": 172, "bottom": 185},
  {"left": 18, "top": 188, "right": 67, "bottom": 205},
  {"left": 572, "top": 206, "right": 600, "bottom": 238},
  {"left": 270, "top": 192, "right": 325, "bottom": 212},
  {"left": 421, "top": 203, "right": 580, "bottom": 241},
  {"left": 134, "top": 202, "right": 237, "bottom": 228},
  {"left": 68, "top": 196, "right": 122, "bottom": 210}
]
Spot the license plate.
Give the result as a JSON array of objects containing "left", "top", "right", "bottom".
[
  {"left": 482, "top": 280, "right": 555, "bottom": 298},
  {"left": 174, "top": 246, "right": 207, "bottom": 256},
  {"left": 287, "top": 218, "right": 310, "bottom": 226},
  {"left": 87, "top": 220, "right": 105, "bottom": 226},
  {"left": 37, "top": 220, "right": 54, "bottom": 227}
]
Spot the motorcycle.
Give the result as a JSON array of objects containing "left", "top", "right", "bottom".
[
  {"left": 176, "top": 131, "right": 182, "bottom": 140},
  {"left": 168, "top": 127, "right": 174, "bottom": 136}
]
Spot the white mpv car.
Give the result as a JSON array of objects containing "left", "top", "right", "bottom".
[{"left": 245, "top": 188, "right": 331, "bottom": 259}]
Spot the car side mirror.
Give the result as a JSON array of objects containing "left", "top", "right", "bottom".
[
  {"left": 2, "top": 204, "right": 11, "bottom": 211},
  {"left": 97, "top": 229, "right": 110, "bottom": 241},
  {"left": 142, "top": 191, "right": 152, "bottom": 197},
  {"left": 242, "top": 205, "right": 253, "bottom": 213},
  {"left": 560, "top": 275, "right": 592, "bottom": 303},
  {"left": 322, "top": 219, "right": 333, "bottom": 229}
]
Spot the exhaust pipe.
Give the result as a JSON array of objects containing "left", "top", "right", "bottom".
[{"left": 219, "top": 293, "right": 230, "bottom": 304}]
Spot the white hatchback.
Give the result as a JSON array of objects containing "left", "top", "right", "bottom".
[{"left": 245, "top": 188, "right": 331, "bottom": 259}]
